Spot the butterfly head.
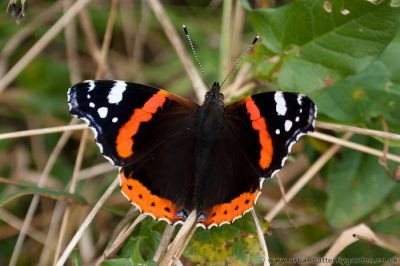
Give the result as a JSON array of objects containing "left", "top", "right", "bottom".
[{"left": 204, "top": 82, "right": 224, "bottom": 105}]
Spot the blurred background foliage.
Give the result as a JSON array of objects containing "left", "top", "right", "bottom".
[{"left": 0, "top": 0, "right": 400, "bottom": 265}]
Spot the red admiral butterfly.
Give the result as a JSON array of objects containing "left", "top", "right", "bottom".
[{"left": 68, "top": 80, "right": 316, "bottom": 228}]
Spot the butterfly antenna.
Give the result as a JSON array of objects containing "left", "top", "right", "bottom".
[
  {"left": 183, "top": 25, "right": 209, "bottom": 88},
  {"left": 220, "top": 36, "right": 259, "bottom": 88}
]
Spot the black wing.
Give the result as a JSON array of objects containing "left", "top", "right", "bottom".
[
  {"left": 68, "top": 80, "right": 199, "bottom": 224},
  {"left": 198, "top": 91, "right": 316, "bottom": 228}
]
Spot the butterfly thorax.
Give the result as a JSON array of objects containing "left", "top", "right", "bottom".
[{"left": 195, "top": 82, "right": 224, "bottom": 140}]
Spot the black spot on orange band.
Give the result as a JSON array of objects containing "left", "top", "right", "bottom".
[
  {"left": 198, "top": 189, "right": 260, "bottom": 228},
  {"left": 119, "top": 171, "right": 185, "bottom": 223}
]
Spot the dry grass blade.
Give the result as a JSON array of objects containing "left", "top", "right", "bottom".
[
  {"left": 56, "top": 1, "right": 118, "bottom": 263},
  {"left": 78, "top": 162, "right": 114, "bottom": 180},
  {"left": 0, "top": 124, "right": 86, "bottom": 140},
  {"left": 95, "top": 214, "right": 147, "bottom": 265},
  {"left": 265, "top": 133, "right": 353, "bottom": 222},
  {"left": 55, "top": 177, "right": 120, "bottom": 266},
  {"left": 146, "top": 0, "right": 207, "bottom": 100},
  {"left": 95, "top": 0, "right": 118, "bottom": 78},
  {"left": 38, "top": 201, "right": 67, "bottom": 265},
  {"left": 317, "top": 224, "right": 400, "bottom": 266},
  {"left": 0, "top": 208, "right": 47, "bottom": 245},
  {"left": 251, "top": 209, "right": 270, "bottom": 266},
  {"left": 159, "top": 210, "right": 197, "bottom": 266},
  {"left": 154, "top": 225, "right": 176, "bottom": 263},
  {"left": 53, "top": 128, "right": 89, "bottom": 264},
  {"left": 316, "top": 121, "right": 400, "bottom": 142},
  {"left": 293, "top": 235, "right": 336, "bottom": 258},
  {"left": 8, "top": 119, "right": 78, "bottom": 266},
  {"left": 218, "top": 0, "right": 233, "bottom": 82},
  {"left": 63, "top": 0, "right": 82, "bottom": 83},
  {"left": 0, "top": 0, "right": 93, "bottom": 93},
  {"left": 310, "top": 131, "right": 400, "bottom": 163}
]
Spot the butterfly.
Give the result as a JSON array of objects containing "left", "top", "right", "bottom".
[{"left": 68, "top": 80, "right": 316, "bottom": 228}]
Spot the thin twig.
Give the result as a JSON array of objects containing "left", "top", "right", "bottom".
[
  {"left": 316, "top": 121, "right": 400, "bottom": 142},
  {"left": 55, "top": 177, "right": 120, "bottom": 266},
  {"left": 146, "top": 0, "right": 207, "bottom": 100},
  {"left": 318, "top": 224, "right": 400, "bottom": 266},
  {"left": 0, "top": 0, "right": 93, "bottom": 93},
  {"left": 265, "top": 133, "right": 353, "bottom": 222},
  {"left": 251, "top": 210, "right": 270, "bottom": 266},
  {"left": 310, "top": 131, "right": 400, "bottom": 163},
  {"left": 0, "top": 124, "right": 86, "bottom": 140}
]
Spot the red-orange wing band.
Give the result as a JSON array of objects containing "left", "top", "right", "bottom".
[
  {"left": 198, "top": 189, "right": 261, "bottom": 228},
  {"left": 119, "top": 171, "right": 185, "bottom": 224},
  {"left": 244, "top": 97, "right": 274, "bottom": 169}
]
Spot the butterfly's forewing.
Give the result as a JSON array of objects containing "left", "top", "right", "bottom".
[
  {"left": 198, "top": 91, "right": 316, "bottom": 228},
  {"left": 68, "top": 80, "right": 199, "bottom": 224}
]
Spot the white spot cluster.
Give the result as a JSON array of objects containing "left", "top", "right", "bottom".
[
  {"left": 272, "top": 92, "right": 309, "bottom": 136},
  {"left": 274, "top": 92, "right": 287, "bottom": 116}
]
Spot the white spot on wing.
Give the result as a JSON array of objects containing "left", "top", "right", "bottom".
[
  {"left": 112, "top": 117, "right": 118, "bottom": 123},
  {"left": 98, "top": 107, "right": 108, "bottom": 118},
  {"left": 87, "top": 80, "right": 95, "bottom": 91},
  {"left": 297, "top": 94, "right": 303, "bottom": 105},
  {"left": 284, "top": 120, "right": 293, "bottom": 132},
  {"left": 274, "top": 92, "right": 287, "bottom": 116},
  {"left": 275, "top": 129, "right": 280, "bottom": 135},
  {"left": 89, "top": 102, "right": 95, "bottom": 108},
  {"left": 108, "top": 81, "right": 126, "bottom": 104},
  {"left": 87, "top": 94, "right": 91, "bottom": 99},
  {"left": 295, "top": 116, "right": 300, "bottom": 122}
]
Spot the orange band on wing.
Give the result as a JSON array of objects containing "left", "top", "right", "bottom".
[
  {"left": 119, "top": 171, "right": 182, "bottom": 223},
  {"left": 116, "top": 91, "right": 167, "bottom": 158},
  {"left": 245, "top": 97, "right": 273, "bottom": 169},
  {"left": 199, "top": 189, "right": 260, "bottom": 228}
]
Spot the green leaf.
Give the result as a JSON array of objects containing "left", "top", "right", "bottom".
[
  {"left": 249, "top": 0, "right": 400, "bottom": 92},
  {"left": 185, "top": 220, "right": 263, "bottom": 265},
  {"left": 315, "top": 32, "right": 400, "bottom": 132},
  {"left": 325, "top": 136, "right": 398, "bottom": 227},
  {"left": 70, "top": 249, "right": 82, "bottom": 266},
  {"left": 100, "top": 258, "right": 134, "bottom": 266},
  {"left": 0, "top": 187, "right": 86, "bottom": 207}
]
